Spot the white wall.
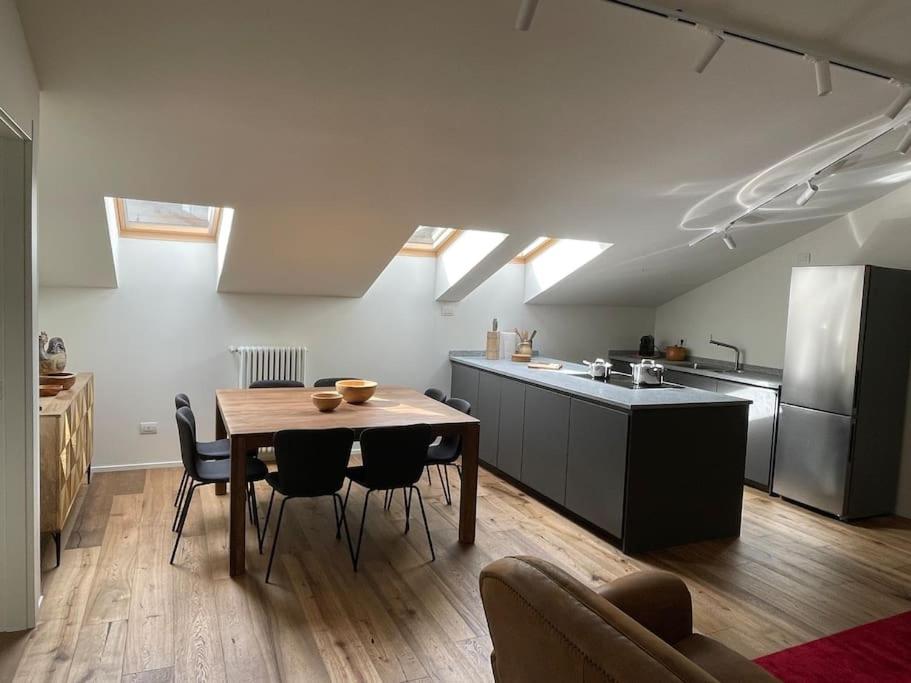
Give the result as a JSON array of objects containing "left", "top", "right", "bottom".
[
  {"left": 0, "top": 0, "right": 39, "bottom": 631},
  {"left": 655, "top": 180, "right": 911, "bottom": 517},
  {"left": 39, "top": 240, "right": 654, "bottom": 470}
]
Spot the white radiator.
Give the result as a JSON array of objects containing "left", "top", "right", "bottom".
[{"left": 229, "top": 346, "right": 307, "bottom": 388}]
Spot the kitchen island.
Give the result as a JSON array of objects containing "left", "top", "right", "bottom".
[{"left": 450, "top": 354, "right": 751, "bottom": 553}]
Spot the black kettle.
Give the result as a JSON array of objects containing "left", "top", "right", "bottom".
[{"left": 638, "top": 334, "right": 656, "bottom": 357}]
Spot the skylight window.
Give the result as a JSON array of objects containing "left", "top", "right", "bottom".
[
  {"left": 514, "top": 236, "right": 555, "bottom": 263},
  {"left": 524, "top": 238, "right": 612, "bottom": 302},
  {"left": 401, "top": 225, "right": 460, "bottom": 255},
  {"left": 115, "top": 197, "right": 222, "bottom": 241}
]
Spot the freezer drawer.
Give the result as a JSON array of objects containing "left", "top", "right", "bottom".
[{"left": 773, "top": 403, "right": 852, "bottom": 516}]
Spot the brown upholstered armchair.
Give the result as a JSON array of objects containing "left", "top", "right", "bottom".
[{"left": 480, "top": 556, "right": 777, "bottom": 682}]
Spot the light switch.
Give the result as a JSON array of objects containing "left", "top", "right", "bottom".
[{"left": 139, "top": 422, "right": 158, "bottom": 435}]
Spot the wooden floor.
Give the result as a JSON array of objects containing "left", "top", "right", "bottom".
[{"left": 8, "top": 464, "right": 911, "bottom": 682}]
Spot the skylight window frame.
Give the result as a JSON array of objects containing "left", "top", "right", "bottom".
[
  {"left": 115, "top": 197, "right": 222, "bottom": 242},
  {"left": 400, "top": 227, "right": 461, "bottom": 257},
  {"left": 513, "top": 237, "right": 556, "bottom": 264}
]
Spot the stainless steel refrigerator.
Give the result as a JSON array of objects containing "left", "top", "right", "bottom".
[{"left": 773, "top": 265, "right": 911, "bottom": 519}]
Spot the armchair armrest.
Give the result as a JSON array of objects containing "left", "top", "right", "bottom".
[{"left": 597, "top": 570, "right": 693, "bottom": 645}]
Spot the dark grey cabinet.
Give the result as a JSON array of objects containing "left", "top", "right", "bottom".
[
  {"left": 476, "top": 371, "right": 501, "bottom": 466},
  {"left": 450, "top": 363, "right": 479, "bottom": 409},
  {"left": 497, "top": 378, "right": 526, "bottom": 479},
  {"left": 658, "top": 365, "right": 779, "bottom": 490},
  {"left": 716, "top": 380, "right": 777, "bottom": 489},
  {"left": 521, "top": 386, "right": 570, "bottom": 504},
  {"left": 565, "top": 399, "right": 628, "bottom": 538}
]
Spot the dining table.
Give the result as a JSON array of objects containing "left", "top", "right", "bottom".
[{"left": 215, "top": 385, "right": 480, "bottom": 577}]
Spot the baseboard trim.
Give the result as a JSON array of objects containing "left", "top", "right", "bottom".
[{"left": 91, "top": 460, "right": 181, "bottom": 473}]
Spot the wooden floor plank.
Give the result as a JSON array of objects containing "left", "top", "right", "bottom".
[{"left": 17, "top": 466, "right": 911, "bottom": 683}]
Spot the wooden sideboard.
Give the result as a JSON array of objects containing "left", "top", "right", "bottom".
[{"left": 40, "top": 372, "right": 94, "bottom": 566}]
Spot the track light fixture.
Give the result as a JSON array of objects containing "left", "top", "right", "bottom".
[
  {"left": 898, "top": 125, "right": 911, "bottom": 155},
  {"left": 687, "top": 229, "right": 718, "bottom": 247},
  {"left": 806, "top": 56, "right": 832, "bottom": 96},
  {"left": 693, "top": 25, "right": 724, "bottom": 74},
  {"left": 795, "top": 180, "right": 818, "bottom": 206},
  {"left": 515, "top": 0, "right": 540, "bottom": 31},
  {"left": 721, "top": 230, "right": 736, "bottom": 250},
  {"left": 884, "top": 80, "right": 911, "bottom": 119}
]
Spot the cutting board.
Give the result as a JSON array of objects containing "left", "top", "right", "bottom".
[{"left": 528, "top": 362, "right": 562, "bottom": 370}]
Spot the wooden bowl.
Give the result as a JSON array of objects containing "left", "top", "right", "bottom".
[
  {"left": 312, "top": 391, "right": 343, "bottom": 412},
  {"left": 40, "top": 371, "right": 77, "bottom": 390},
  {"left": 40, "top": 384, "right": 64, "bottom": 397},
  {"left": 335, "top": 379, "right": 377, "bottom": 404}
]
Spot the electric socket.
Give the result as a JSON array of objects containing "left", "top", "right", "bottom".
[{"left": 139, "top": 421, "right": 158, "bottom": 435}]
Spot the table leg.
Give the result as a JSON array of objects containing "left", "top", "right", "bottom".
[
  {"left": 458, "top": 422, "right": 479, "bottom": 544},
  {"left": 215, "top": 403, "right": 227, "bottom": 496},
  {"left": 229, "top": 434, "right": 248, "bottom": 577}
]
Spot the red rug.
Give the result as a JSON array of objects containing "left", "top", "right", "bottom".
[{"left": 755, "top": 611, "right": 911, "bottom": 682}]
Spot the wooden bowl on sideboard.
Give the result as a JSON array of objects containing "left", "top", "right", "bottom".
[
  {"left": 40, "top": 371, "right": 77, "bottom": 390},
  {"left": 40, "top": 384, "right": 64, "bottom": 397},
  {"left": 312, "top": 391, "right": 344, "bottom": 412},
  {"left": 335, "top": 379, "right": 378, "bottom": 404}
]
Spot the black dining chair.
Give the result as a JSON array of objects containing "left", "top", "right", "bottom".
[
  {"left": 172, "top": 393, "right": 231, "bottom": 523},
  {"left": 424, "top": 387, "right": 448, "bottom": 403},
  {"left": 259, "top": 428, "right": 356, "bottom": 582},
  {"left": 249, "top": 379, "right": 305, "bottom": 389},
  {"left": 343, "top": 424, "right": 435, "bottom": 570},
  {"left": 171, "top": 406, "right": 267, "bottom": 565},
  {"left": 314, "top": 377, "right": 359, "bottom": 388},
  {"left": 424, "top": 398, "right": 471, "bottom": 506}
]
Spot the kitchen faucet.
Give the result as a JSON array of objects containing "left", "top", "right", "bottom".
[{"left": 709, "top": 335, "right": 743, "bottom": 372}]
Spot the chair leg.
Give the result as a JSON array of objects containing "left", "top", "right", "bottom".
[
  {"left": 404, "top": 487, "right": 413, "bottom": 534},
  {"left": 250, "top": 482, "right": 261, "bottom": 549},
  {"left": 174, "top": 470, "right": 188, "bottom": 507},
  {"left": 383, "top": 489, "right": 391, "bottom": 511},
  {"left": 352, "top": 489, "right": 373, "bottom": 572},
  {"left": 52, "top": 531, "right": 62, "bottom": 568},
  {"left": 172, "top": 474, "right": 190, "bottom": 532},
  {"left": 443, "top": 465, "right": 453, "bottom": 506},
  {"left": 337, "top": 480, "right": 352, "bottom": 539},
  {"left": 265, "top": 497, "right": 289, "bottom": 584},
  {"left": 426, "top": 467, "right": 432, "bottom": 486},
  {"left": 436, "top": 465, "right": 450, "bottom": 505},
  {"left": 247, "top": 482, "right": 256, "bottom": 524},
  {"left": 334, "top": 492, "right": 356, "bottom": 570},
  {"left": 260, "top": 489, "right": 276, "bottom": 553},
  {"left": 170, "top": 483, "right": 197, "bottom": 564},
  {"left": 456, "top": 464, "right": 462, "bottom": 479},
  {"left": 412, "top": 486, "right": 435, "bottom": 562}
]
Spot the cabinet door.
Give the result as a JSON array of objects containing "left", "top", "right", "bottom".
[
  {"left": 450, "top": 363, "right": 479, "bottom": 409},
  {"left": 565, "top": 399, "right": 628, "bottom": 538},
  {"left": 476, "top": 371, "right": 501, "bottom": 466},
  {"left": 664, "top": 369, "right": 718, "bottom": 392},
  {"left": 716, "top": 380, "right": 778, "bottom": 489},
  {"left": 521, "top": 386, "right": 570, "bottom": 504},
  {"left": 497, "top": 378, "right": 526, "bottom": 479}
]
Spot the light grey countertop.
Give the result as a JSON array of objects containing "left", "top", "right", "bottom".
[
  {"left": 608, "top": 352, "right": 783, "bottom": 390},
  {"left": 450, "top": 354, "right": 752, "bottom": 412}
]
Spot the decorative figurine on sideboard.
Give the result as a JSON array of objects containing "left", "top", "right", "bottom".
[{"left": 39, "top": 332, "right": 68, "bottom": 373}]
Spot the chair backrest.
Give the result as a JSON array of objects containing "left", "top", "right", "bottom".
[
  {"left": 175, "top": 393, "right": 191, "bottom": 410},
  {"left": 175, "top": 406, "right": 201, "bottom": 479},
  {"left": 424, "top": 387, "right": 448, "bottom": 402},
  {"left": 314, "top": 376, "right": 358, "bottom": 388},
  {"left": 480, "top": 556, "right": 715, "bottom": 683},
  {"left": 249, "top": 379, "right": 306, "bottom": 389},
  {"left": 359, "top": 424, "right": 433, "bottom": 489},
  {"left": 272, "top": 428, "right": 355, "bottom": 496},
  {"left": 434, "top": 397, "right": 471, "bottom": 461}
]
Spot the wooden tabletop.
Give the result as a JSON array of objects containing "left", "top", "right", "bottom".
[{"left": 216, "top": 385, "right": 478, "bottom": 436}]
